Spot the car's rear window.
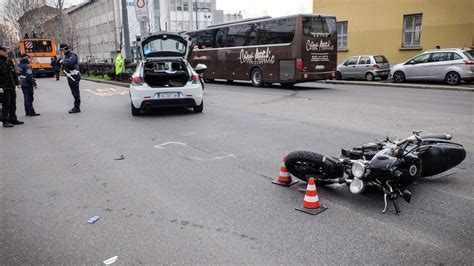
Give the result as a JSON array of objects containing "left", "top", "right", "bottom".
[
  {"left": 463, "top": 50, "right": 474, "bottom": 60},
  {"left": 374, "top": 55, "right": 388, "bottom": 63}
]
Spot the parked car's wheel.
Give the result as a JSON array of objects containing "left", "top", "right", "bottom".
[
  {"left": 445, "top": 71, "right": 461, "bottom": 85},
  {"left": 251, "top": 68, "right": 264, "bottom": 87},
  {"left": 393, "top": 71, "right": 406, "bottom": 83},
  {"left": 194, "top": 100, "right": 203, "bottom": 113},
  {"left": 335, "top": 71, "right": 342, "bottom": 80},
  {"left": 365, "top": 72, "right": 375, "bottom": 81},
  {"left": 131, "top": 102, "right": 141, "bottom": 116}
]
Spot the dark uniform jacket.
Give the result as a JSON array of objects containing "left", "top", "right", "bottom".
[
  {"left": 62, "top": 51, "right": 79, "bottom": 73},
  {"left": 0, "top": 56, "right": 20, "bottom": 90},
  {"left": 19, "top": 61, "right": 37, "bottom": 87}
]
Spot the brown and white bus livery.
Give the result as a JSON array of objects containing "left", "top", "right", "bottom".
[{"left": 187, "top": 14, "right": 337, "bottom": 87}]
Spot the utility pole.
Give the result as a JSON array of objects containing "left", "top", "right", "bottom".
[
  {"left": 58, "top": 0, "right": 67, "bottom": 44},
  {"left": 121, "top": 0, "right": 131, "bottom": 61}
]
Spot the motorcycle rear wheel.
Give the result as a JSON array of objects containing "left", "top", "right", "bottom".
[{"left": 285, "top": 150, "right": 343, "bottom": 183}]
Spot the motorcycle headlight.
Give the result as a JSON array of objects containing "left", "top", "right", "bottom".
[{"left": 351, "top": 161, "right": 366, "bottom": 179}]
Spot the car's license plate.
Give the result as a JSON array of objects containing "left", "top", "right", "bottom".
[{"left": 156, "top": 92, "right": 180, "bottom": 99}]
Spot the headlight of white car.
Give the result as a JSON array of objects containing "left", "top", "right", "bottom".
[{"left": 351, "top": 161, "right": 366, "bottom": 179}]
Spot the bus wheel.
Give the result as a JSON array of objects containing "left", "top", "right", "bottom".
[{"left": 251, "top": 68, "right": 264, "bottom": 87}]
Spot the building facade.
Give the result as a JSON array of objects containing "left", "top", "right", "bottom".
[
  {"left": 18, "top": 5, "right": 58, "bottom": 39},
  {"left": 313, "top": 0, "right": 474, "bottom": 64}
]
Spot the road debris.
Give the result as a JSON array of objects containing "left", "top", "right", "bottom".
[
  {"left": 114, "top": 154, "right": 125, "bottom": 160},
  {"left": 87, "top": 216, "right": 100, "bottom": 223},
  {"left": 103, "top": 256, "right": 118, "bottom": 265}
]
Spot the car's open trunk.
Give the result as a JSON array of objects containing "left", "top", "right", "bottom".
[{"left": 143, "top": 60, "right": 189, "bottom": 87}]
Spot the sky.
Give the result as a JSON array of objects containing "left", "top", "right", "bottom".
[{"left": 64, "top": 0, "right": 313, "bottom": 19}]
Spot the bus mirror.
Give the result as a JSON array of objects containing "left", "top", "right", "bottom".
[{"left": 195, "top": 64, "right": 207, "bottom": 74}]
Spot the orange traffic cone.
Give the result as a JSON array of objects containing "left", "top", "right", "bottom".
[
  {"left": 272, "top": 157, "right": 298, "bottom": 187},
  {"left": 295, "top": 177, "right": 327, "bottom": 215}
]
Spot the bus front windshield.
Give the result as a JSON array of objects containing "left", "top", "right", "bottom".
[{"left": 25, "top": 41, "right": 53, "bottom": 53}]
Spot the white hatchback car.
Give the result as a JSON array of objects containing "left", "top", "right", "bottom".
[{"left": 129, "top": 32, "right": 206, "bottom": 115}]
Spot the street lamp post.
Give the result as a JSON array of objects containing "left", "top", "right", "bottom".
[{"left": 194, "top": 4, "right": 210, "bottom": 30}]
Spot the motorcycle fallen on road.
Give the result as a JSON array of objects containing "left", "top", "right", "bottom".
[{"left": 285, "top": 131, "right": 466, "bottom": 214}]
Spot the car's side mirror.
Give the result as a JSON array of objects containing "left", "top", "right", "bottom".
[
  {"left": 195, "top": 63, "right": 207, "bottom": 74},
  {"left": 408, "top": 60, "right": 415, "bottom": 65}
]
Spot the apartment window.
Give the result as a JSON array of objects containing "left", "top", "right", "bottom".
[
  {"left": 403, "top": 14, "right": 422, "bottom": 47},
  {"left": 170, "top": 0, "right": 176, "bottom": 11},
  {"left": 153, "top": 0, "right": 160, "bottom": 10},
  {"left": 183, "top": 1, "right": 188, "bottom": 11},
  {"left": 177, "top": 0, "right": 182, "bottom": 11},
  {"left": 337, "top": 21, "right": 347, "bottom": 50}
]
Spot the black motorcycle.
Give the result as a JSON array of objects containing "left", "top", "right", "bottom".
[{"left": 285, "top": 131, "right": 466, "bottom": 214}]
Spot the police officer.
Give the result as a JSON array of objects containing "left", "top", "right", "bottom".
[
  {"left": 0, "top": 45, "right": 24, "bottom": 128},
  {"left": 51, "top": 56, "right": 61, "bottom": 81},
  {"left": 59, "top": 43, "right": 81, "bottom": 113},
  {"left": 19, "top": 53, "right": 40, "bottom": 116}
]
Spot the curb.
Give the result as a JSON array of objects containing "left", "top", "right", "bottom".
[
  {"left": 83, "top": 78, "right": 130, "bottom": 88},
  {"left": 322, "top": 80, "right": 474, "bottom": 92}
]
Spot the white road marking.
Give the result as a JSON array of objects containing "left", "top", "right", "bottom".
[
  {"left": 189, "top": 152, "right": 236, "bottom": 161},
  {"left": 432, "top": 188, "right": 474, "bottom": 201},
  {"left": 182, "top": 132, "right": 197, "bottom": 136},
  {"left": 154, "top": 142, "right": 187, "bottom": 149},
  {"left": 103, "top": 256, "right": 118, "bottom": 265}
]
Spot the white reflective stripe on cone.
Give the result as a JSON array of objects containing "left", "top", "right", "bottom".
[
  {"left": 307, "top": 184, "right": 316, "bottom": 191},
  {"left": 304, "top": 195, "right": 319, "bottom": 202},
  {"left": 279, "top": 171, "right": 290, "bottom": 176}
]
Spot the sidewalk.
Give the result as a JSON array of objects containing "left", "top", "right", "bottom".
[
  {"left": 83, "top": 77, "right": 474, "bottom": 92},
  {"left": 322, "top": 80, "right": 474, "bottom": 92}
]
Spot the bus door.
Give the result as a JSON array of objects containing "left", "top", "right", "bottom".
[{"left": 301, "top": 16, "right": 337, "bottom": 78}]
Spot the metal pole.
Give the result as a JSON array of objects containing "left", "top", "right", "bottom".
[
  {"left": 121, "top": 0, "right": 131, "bottom": 60},
  {"left": 58, "top": 0, "right": 67, "bottom": 43},
  {"left": 195, "top": 0, "right": 198, "bottom": 29}
]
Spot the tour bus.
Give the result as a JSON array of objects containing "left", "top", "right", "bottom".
[
  {"left": 187, "top": 14, "right": 337, "bottom": 87},
  {"left": 19, "top": 38, "right": 57, "bottom": 76}
]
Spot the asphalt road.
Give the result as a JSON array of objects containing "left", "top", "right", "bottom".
[{"left": 1, "top": 78, "right": 473, "bottom": 264}]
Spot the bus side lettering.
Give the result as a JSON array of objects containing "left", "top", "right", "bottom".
[
  {"left": 306, "top": 40, "right": 334, "bottom": 52},
  {"left": 239, "top": 47, "right": 275, "bottom": 65}
]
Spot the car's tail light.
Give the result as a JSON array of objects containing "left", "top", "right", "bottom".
[
  {"left": 463, "top": 60, "right": 474, "bottom": 65},
  {"left": 132, "top": 75, "right": 143, "bottom": 85},
  {"left": 192, "top": 73, "right": 200, "bottom": 83},
  {"left": 296, "top": 58, "right": 303, "bottom": 70},
  {"left": 373, "top": 64, "right": 380, "bottom": 69}
]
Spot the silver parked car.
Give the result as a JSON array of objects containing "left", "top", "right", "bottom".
[
  {"left": 336, "top": 55, "right": 390, "bottom": 81},
  {"left": 390, "top": 48, "right": 474, "bottom": 85}
]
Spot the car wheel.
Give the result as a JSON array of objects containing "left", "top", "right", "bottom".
[
  {"left": 445, "top": 71, "right": 460, "bottom": 85},
  {"left": 365, "top": 72, "right": 375, "bottom": 81},
  {"left": 194, "top": 100, "right": 203, "bottom": 113},
  {"left": 393, "top": 71, "right": 406, "bottom": 83},
  {"left": 335, "top": 71, "right": 342, "bottom": 80},
  {"left": 251, "top": 68, "right": 264, "bottom": 87},
  {"left": 131, "top": 102, "right": 141, "bottom": 116}
]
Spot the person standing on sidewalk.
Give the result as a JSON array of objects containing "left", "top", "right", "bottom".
[
  {"left": 19, "top": 53, "right": 40, "bottom": 116},
  {"left": 51, "top": 56, "right": 61, "bottom": 81},
  {"left": 59, "top": 43, "right": 81, "bottom": 113},
  {"left": 115, "top": 50, "right": 125, "bottom": 81},
  {"left": 0, "top": 45, "right": 24, "bottom": 128}
]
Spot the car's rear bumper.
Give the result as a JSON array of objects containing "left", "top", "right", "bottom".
[
  {"left": 129, "top": 83, "right": 203, "bottom": 109},
  {"left": 373, "top": 70, "right": 390, "bottom": 77}
]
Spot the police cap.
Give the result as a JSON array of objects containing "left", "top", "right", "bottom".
[
  {"left": 0, "top": 45, "right": 7, "bottom": 51},
  {"left": 20, "top": 53, "right": 30, "bottom": 58},
  {"left": 59, "top": 43, "right": 69, "bottom": 50}
]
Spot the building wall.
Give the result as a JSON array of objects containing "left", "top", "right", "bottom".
[
  {"left": 68, "top": 0, "right": 117, "bottom": 62},
  {"left": 313, "top": 0, "right": 474, "bottom": 64}
]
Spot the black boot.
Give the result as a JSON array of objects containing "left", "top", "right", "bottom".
[
  {"left": 3, "top": 121, "right": 14, "bottom": 127},
  {"left": 10, "top": 120, "right": 24, "bottom": 125},
  {"left": 69, "top": 107, "right": 81, "bottom": 114}
]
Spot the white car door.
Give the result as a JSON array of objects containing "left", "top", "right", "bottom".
[{"left": 404, "top": 53, "right": 430, "bottom": 80}]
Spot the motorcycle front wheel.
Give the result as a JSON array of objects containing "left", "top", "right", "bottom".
[{"left": 285, "top": 150, "right": 343, "bottom": 183}]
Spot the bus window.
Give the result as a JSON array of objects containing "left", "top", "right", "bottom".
[
  {"left": 245, "top": 24, "right": 258, "bottom": 46},
  {"left": 303, "top": 17, "right": 336, "bottom": 36},
  {"left": 258, "top": 18, "right": 296, "bottom": 45},
  {"left": 225, "top": 24, "right": 246, "bottom": 47},
  {"left": 215, "top": 28, "right": 228, "bottom": 48}
]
